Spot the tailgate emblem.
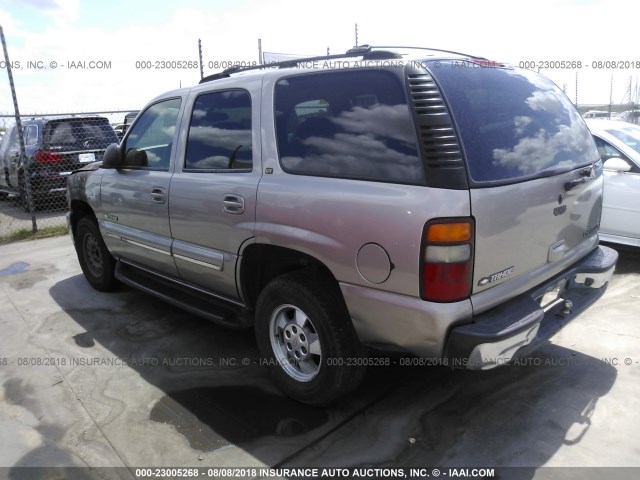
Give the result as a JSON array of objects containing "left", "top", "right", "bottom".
[
  {"left": 478, "top": 266, "right": 514, "bottom": 286},
  {"left": 553, "top": 205, "right": 567, "bottom": 216},
  {"left": 553, "top": 194, "right": 566, "bottom": 216}
]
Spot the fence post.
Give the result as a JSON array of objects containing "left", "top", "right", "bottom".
[{"left": 1, "top": 25, "right": 37, "bottom": 232}]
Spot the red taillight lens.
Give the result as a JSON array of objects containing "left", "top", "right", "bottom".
[
  {"left": 421, "top": 219, "right": 474, "bottom": 302},
  {"left": 34, "top": 150, "right": 63, "bottom": 164}
]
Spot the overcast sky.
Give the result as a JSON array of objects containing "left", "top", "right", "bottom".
[{"left": 0, "top": 0, "right": 638, "bottom": 121}]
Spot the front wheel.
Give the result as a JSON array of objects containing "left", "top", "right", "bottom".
[
  {"left": 75, "top": 217, "right": 118, "bottom": 291},
  {"left": 255, "top": 269, "right": 366, "bottom": 406}
]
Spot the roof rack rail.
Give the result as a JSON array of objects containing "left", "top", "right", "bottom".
[
  {"left": 198, "top": 45, "right": 484, "bottom": 84},
  {"left": 372, "top": 45, "right": 487, "bottom": 60},
  {"left": 200, "top": 45, "right": 404, "bottom": 84}
]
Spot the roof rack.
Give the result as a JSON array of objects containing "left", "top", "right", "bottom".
[
  {"left": 199, "top": 44, "right": 486, "bottom": 84},
  {"left": 372, "top": 45, "right": 487, "bottom": 61}
]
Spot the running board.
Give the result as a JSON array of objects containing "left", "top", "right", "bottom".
[{"left": 115, "top": 261, "right": 253, "bottom": 328}]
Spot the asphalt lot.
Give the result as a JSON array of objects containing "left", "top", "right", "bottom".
[{"left": 0, "top": 235, "right": 639, "bottom": 479}]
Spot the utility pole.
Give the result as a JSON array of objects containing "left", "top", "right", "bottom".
[
  {"left": 355, "top": 23, "right": 358, "bottom": 46},
  {"left": 1, "top": 25, "right": 36, "bottom": 231},
  {"left": 609, "top": 74, "right": 613, "bottom": 119},
  {"left": 198, "top": 39, "right": 204, "bottom": 80},
  {"left": 258, "top": 38, "right": 263, "bottom": 65}
]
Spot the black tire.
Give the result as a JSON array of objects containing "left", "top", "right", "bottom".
[
  {"left": 75, "top": 217, "right": 118, "bottom": 292},
  {"left": 255, "top": 269, "right": 366, "bottom": 406}
]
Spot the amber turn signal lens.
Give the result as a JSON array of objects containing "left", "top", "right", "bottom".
[{"left": 426, "top": 222, "right": 472, "bottom": 243}]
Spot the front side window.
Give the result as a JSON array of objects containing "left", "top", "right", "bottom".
[
  {"left": 274, "top": 70, "right": 423, "bottom": 184},
  {"left": 593, "top": 136, "right": 639, "bottom": 173},
  {"left": 124, "top": 98, "right": 182, "bottom": 170},
  {"left": 593, "top": 137, "right": 625, "bottom": 160},
  {"left": 605, "top": 123, "right": 640, "bottom": 155},
  {"left": 184, "top": 90, "right": 252, "bottom": 171}
]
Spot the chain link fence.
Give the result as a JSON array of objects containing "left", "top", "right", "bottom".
[{"left": 0, "top": 112, "right": 133, "bottom": 242}]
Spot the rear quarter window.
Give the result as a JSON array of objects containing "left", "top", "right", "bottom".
[
  {"left": 429, "top": 61, "right": 599, "bottom": 184},
  {"left": 24, "top": 125, "right": 38, "bottom": 146},
  {"left": 274, "top": 70, "right": 424, "bottom": 184}
]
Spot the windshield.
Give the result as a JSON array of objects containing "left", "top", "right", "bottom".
[
  {"left": 428, "top": 60, "right": 599, "bottom": 183},
  {"left": 605, "top": 123, "right": 640, "bottom": 154}
]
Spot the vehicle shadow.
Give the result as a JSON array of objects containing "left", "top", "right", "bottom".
[
  {"left": 43, "top": 275, "right": 617, "bottom": 474},
  {"left": 603, "top": 243, "right": 640, "bottom": 274}
]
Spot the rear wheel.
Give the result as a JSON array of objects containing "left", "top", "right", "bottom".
[
  {"left": 255, "top": 269, "right": 366, "bottom": 406},
  {"left": 75, "top": 217, "right": 118, "bottom": 291}
]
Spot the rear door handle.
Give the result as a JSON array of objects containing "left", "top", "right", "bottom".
[
  {"left": 151, "top": 187, "right": 166, "bottom": 204},
  {"left": 223, "top": 194, "right": 245, "bottom": 214}
]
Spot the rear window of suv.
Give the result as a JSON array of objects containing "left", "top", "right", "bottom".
[
  {"left": 274, "top": 70, "right": 424, "bottom": 184},
  {"left": 44, "top": 118, "right": 118, "bottom": 151},
  {"left": 429, "top": 60, "right": 599, "bottom": 184}
]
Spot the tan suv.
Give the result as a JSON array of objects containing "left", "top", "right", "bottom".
[{"left": 67, "top": 46, "right": 617, "bottom": 405}]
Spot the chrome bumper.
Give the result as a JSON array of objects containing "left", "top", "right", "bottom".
[{"left": 445, "top": 245, "right": 618, "bottom": 370}]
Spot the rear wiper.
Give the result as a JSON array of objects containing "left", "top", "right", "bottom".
[
  {"left": 564, "top": 164, "right": 595, "bottom": 192},
  {"left": 536, "top": 166, "right": 572, "bottom": 179}
]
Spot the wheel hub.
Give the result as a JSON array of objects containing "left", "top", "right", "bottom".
[
  {"left": 283, "top": 324, "right": 310, "bottom": 361},
  {"left": 269, "top": 304, "right": 321, "bottom": 382}
]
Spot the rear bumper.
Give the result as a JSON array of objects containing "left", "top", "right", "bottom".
[
  {"left": 29, "top": 173, "right": 69, "bottom": 196},
  {"left": 445, "top": 245, "right": 618, "bottom": 369}
]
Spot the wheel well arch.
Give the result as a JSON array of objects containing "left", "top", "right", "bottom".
[
  {"left": 68, "top": 200, "right": 96, "bottom": 237},
  {"left": 239, "top": 244, "right": 341, "bottom": 311}
]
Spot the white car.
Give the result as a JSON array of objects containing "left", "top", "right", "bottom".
[
  {"left": 583, "top": 110, "right": 611, "bottom": 120},
  {"left": 586, "top": 119, "right": 640, "bottom": 247}
]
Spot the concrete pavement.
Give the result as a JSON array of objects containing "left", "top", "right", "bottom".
[{"left": 0, "top": 235, "right": 639, "bottom": 479}]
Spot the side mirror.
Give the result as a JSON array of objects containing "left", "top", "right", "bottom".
[
  {"left": 124, "top": 148, "right": 148, "bottom": 167},
  {"left": 101, "top": 143, "right": 123, "bottom": 169},
  {"left": 603, "top": 157, "right": 632, "bottom": 172}
]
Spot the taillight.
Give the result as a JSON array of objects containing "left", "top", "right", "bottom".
[
  {"left": 421, "top": 218, "right": 474, "bottom": 302},
  {"left": 34, "top": 150, "right": 63, "bottom": 164}
]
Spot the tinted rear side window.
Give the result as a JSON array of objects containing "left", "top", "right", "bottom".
[
  {"left": 429, "top": 61, "right": 599, "bottom": 183},
  {"left": 185, "top": 90, "right": 252, "bottom": 171},
  {"left": 274, "top": 70, "right": 423, "bottom": 184},
  {"left": 44, "top": 119, "right": 118, "bottom": 150}
]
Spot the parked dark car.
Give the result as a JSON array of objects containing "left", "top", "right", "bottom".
[
  {"left": 113, "top": 123, "right": 126, "bottom": 139},
  {"left": 122, "top": 111, "right": 140, "bottom": 135},
  {"left": 0, "top": 116, "right": 118, "bottom": 209}
]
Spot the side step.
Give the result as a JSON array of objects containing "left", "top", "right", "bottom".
[{"left": 115, "top": 260, "right": 253, "bottom": 329}]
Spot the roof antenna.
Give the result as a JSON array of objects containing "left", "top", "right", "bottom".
[{"left": 355, "top": 23, "right": 358, "bottom": 46}]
